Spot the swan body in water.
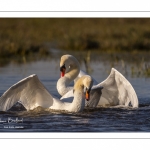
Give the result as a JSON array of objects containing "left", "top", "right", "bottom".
[
  {"left": 0, "top": 74, "right": 95, "bottom": 112},
  {"left": 57, "top": 54, "right": 139, "bottom": 108}
]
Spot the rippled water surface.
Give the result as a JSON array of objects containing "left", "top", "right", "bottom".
[{"left": 0, "top": 52, "right": 150, "bottom": 132}]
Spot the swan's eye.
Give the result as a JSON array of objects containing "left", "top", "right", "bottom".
[{"left": 73, "top": 89, "right": 75, "bottom": 93}]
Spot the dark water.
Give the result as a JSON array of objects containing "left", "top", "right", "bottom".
[{"left": 0, "top": 52, "right": 150, "bottom": 132}]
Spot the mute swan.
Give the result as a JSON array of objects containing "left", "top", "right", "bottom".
[
  {"left": 0, "top": 74, "right": 94, "bottom": 112},
  {"left": 57, "top": 54, "right": 139, "bottom": 108}
]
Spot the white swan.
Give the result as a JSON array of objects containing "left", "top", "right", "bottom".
[
  {"left": 57, "top": 54, "right": 139, "bottom": 108},
  {"left": 0, "top": 74, "right": 94, "bottom": 112}
]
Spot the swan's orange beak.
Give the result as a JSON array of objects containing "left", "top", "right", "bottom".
[
  {"left": 61, "top": 68, "right": 66, "bottom": 77},
  {"left": 60, "top": 65, "right": 66, "bottom": 77},
  {"left": 85, "top": 90, "right": 90, "bottom": 101}
]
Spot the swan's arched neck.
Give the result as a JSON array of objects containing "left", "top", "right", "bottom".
[
  {"left": 57, "top": 64, "right": 80, "bottom": 96},
  {"left": 67, "top": 85, "right": 85, "bottom": 112}
]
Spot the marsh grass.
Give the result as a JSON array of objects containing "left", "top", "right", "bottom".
[
  {"left": 1, "top": 18, "right": 150, "bottom": 77},
  {"left": 0, "top": 18, "right": 150, "bottom": 56}
]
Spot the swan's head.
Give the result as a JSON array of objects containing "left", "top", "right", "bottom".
[
  {"left": 60, "top": 54, "right": 80, "bottom": 77},
  {"left": 74, "top": 75, "right": 93, "bottom": 101},
  {"left": 83, "top": 75, "right": 93, "bottom": 101}
]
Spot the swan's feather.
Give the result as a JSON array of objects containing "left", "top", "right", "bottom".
[
  {"left": 97, "top": 68, "right": 138, "bottom": 107},
  {"left": 0, "top": 74, "right": 53, "bottom": 111}
]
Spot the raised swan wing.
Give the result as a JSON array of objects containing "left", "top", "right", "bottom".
[
  {"left": 97, "top": 68, "right": 138, "bottom": 107},
  {"left": 0, "top": 74, "right": 53, "bottom": 111},
  {"left": 76, "top": 68, "right": 138, "bottom": 108}
]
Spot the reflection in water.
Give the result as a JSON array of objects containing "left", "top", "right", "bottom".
[{"left": 0, "top": 51, "right": 150, "bottom": 132}]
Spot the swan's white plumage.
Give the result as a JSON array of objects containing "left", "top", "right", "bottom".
[
  {"left": 58, "top": 54, "right": 139, "bottom": 108},
  {"left": 0, "top": 74, "right": 53, "bottom": 111},
  {"left": 93, "top": 68, "right": 138, "bottom": 107}
]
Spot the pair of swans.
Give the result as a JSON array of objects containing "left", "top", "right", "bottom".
[
  {"left": 57, "top": 55, "right": 139, "bottom": 108},
  {"left": 0, "top": 54, "right": 138, "bottom": 113}
]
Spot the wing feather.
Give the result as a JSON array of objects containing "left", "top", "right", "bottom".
[
  {"left": 98, "top": 68, "right": 138, "bottom": 107},
  {"left": 0, "top": 74, "right": 53, "bottom": 111}
]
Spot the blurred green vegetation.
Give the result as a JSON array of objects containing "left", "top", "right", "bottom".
[{"left": 0, "top": 18, "right": 150, "bottom": 59}]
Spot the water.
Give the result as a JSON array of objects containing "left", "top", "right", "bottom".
[{"left": 0, "top": 52, "right": 150, "bottom": 132}]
